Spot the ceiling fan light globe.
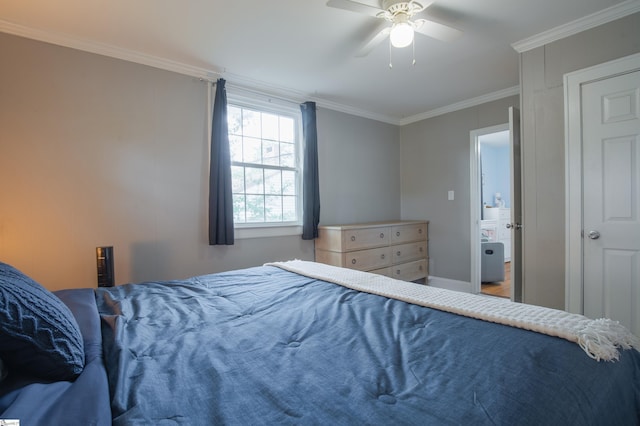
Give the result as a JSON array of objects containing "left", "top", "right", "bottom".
[{"left": 390, "top": 22, "right": 413, "bottom": 48}]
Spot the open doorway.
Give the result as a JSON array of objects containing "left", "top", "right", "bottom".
[
  {"left": 470, "top": 123, "right": 511, "bottom": 298},
  {"left": 478, "top": 130, "right": 511, "bottom": 298}
]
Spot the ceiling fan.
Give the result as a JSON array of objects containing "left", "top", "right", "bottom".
[{"left": 327, "top": 0, "right": 463, "bottom": 57}]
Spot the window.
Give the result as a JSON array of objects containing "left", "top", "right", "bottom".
[{"left": 227, "top": 99, "right": 302, "bottom": 233}]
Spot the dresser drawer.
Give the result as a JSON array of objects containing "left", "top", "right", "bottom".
[
  {"left": 315, "top": 247, "right": 391, "bottom": 271},
  {"left": 344, "top": 227, "right": 390, "bottom": 251},
  {"left": 502, "top": 239, "right": 512, "bottom": 262},
  {"left": 497, "top": 224, "right": 510, "bottom": 240},
  {"left": 391, "top": 223, "right": 427, "bottom": 244},
  {"left": 316, "top": 226, "right": 391, "bottom": 252},
  {"left": 389, "top": 259, "right": 428, "bottom": 282},
  {"left": 392, "top": 241, "right": 428, "bottom": 264},
  {"left": 346, "top": 247, "right": 391, "bottom": 271},
  {"left": 369, "top": 267, "right": 391, "bottom": 277}
]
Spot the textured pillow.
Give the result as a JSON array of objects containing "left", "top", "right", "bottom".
[{"left": 0, "top": 261, "right": 84, "bottom": 381}]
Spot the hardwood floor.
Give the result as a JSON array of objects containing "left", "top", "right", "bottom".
[{"left": 481, "top": 262, "right": 511, "bottom": 298}]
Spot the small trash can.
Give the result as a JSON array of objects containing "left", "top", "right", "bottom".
[{"left": 481, "top": 242, "right": 505, "bottom": 282}]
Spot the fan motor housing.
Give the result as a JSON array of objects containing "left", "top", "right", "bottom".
[{"left": 382, "top": 1, "right": 424, "bottom": 15}]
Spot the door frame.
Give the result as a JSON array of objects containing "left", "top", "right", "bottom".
[
  {"left": 564, "top": 52, "right": 640, "bottom": 314},
  {"left": 469, "top": 123, "right": 509, "bottom": 295}
]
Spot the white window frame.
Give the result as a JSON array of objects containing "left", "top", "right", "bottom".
[{"left": 226, "top": 90, "right": 304, "bottom": 239}]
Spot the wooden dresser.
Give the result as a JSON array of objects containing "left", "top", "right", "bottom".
[{"left": 315, "top": 220, "right": 429, "bottom": 282}]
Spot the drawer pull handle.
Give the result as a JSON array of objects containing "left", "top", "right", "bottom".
[
  {"left": 351, "top": 236, "right": 356, "bottom": 242},
  {"left": 396, "top": 231, "right": 400, "bottom": 237},
  {"left": 351, "top": 259, "right": 357, "bottom": 265},
  {"left": 396, "top": 251, "right": 401, "bottom": 256},
  {"left": 380, "top": 233, "right": 385, "bottom": 238},
  {"left": 396, "top": 270, "right": 401, "bottom": 275},
  {"left": 419, "top": 247, "right": 423, "bottom": 252},
  {"left": 419, "top": 265, "right": 423, "bottom": 270},
  {"left": 419, "top": 228, "right": 423, "bottom": 234},
  {"left": 381, "top": 254, "right": 385, "bottom": 259}
]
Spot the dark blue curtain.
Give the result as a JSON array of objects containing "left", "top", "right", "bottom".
[
  {"left": 208, "top": 78, "right": 234, "bottom": 245},
  {"left": 300, "top": 101, "right": 320, "bottom": 240}
]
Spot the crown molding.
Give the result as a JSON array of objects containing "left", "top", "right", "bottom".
[
  {"left": 2, "top": 2, "right": 636, "bottom": 126},
  {"left": 0, "top": 18, "right": 517, "bottom": 126},
  {"left": 0, "top": 19, "right": 222, "bottom": 80},
  {"left": 512, "top": 0, "right": 640, "bottom": 53},
  {"left": 399, "top": 86, "right": 520, "bottom": 126},
  {"left": 315, "top": 99, "right": 400, "bottom": 125},
  {"left": 217, "top": 71, "right": 400, "bottom": 125},
  {"left": 0, "top": 19, "right": 397, "bottom": 124}
]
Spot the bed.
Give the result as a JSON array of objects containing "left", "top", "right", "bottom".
[{"left": 1, "top": 259, "right": 639, "bottom": 425}]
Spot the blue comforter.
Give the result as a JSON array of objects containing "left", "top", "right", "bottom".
[{"left": 96, "top": 266, "right": 640, "bottom": 425}]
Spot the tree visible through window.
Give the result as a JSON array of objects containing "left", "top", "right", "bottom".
[{"left": 228, "top": 104, "right": 300, "bottom": 225}]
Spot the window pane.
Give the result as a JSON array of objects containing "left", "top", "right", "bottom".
[
  {"left": 228, "top": 106, "right": 242, "bottom": 136},
  {"left": 227, "top": 102, "right": 301, "bottom": 227},
  {"left": 280, "top": 116, "right": 294, "bottom": 143},
  {"left": 243, "top": 137, "right": 262, "bottom": 164},
  {"left": 231, "top": 166, "right": 245, "bottom": 193},
  {"left": 282, "top": 171, "right": 296, "bottom": 195},
  {"left": 243, "top": 109, "right": 261, "bottom": 138},
  {"left": 265, "top": 196, "right": 283, "bottom": 222},
  {"left": 229, "top": 135, "right": 243, "bottom": 162},
  {"left": 264, "top": 169, "right": 282, "bottom": 195},
  {"left": 233, "top": 194, "right": 246, "bottom": 223},
  {"left": 262, "top": 113, "right": 279, "bottom": 141},
  {"left": 280, "top": 142, "right": 295, "bottom": 168},
  {"left": 246, "top": 195, "right": 264, "bottom": 222},
  {"left": 245, "top": 167, "right": 264, "bottom": 195},
  {"left": 283, "top": 196, "right": 297, "bottom": 221},
  {"left": 263, "top": 140, "right": 279, "bottom": 166}
]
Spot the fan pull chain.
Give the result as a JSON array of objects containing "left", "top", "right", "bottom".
[
  {"left": 412, "top": 37, "right": 416, "bottom": 65},
  {"left": 388, "top": 34, "right": 417, "bottom": 68}
]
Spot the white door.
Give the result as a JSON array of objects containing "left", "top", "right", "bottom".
[
  {"left": 508, "top": 107, "right": 522, "bottom": 302},
  {"left": 581, "top": 70, "right": 640, "bottom": 335}
]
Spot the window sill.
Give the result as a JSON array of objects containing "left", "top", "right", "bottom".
[{"left": 234, "top": 225, "right": 302, "bottom": 239}]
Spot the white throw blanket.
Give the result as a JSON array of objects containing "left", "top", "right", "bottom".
[{"left": 265, "top": 260, "right": 640, "bottom": 362}]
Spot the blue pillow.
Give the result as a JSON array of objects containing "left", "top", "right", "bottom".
[{"left": 0, "top": 261, "right": 84, "bottom": 381}]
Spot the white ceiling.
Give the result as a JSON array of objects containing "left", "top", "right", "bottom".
[{"left": 1, "top": 0, "right": 637, "bottom": 124}]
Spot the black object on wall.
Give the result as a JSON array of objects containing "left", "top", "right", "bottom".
[{"left": 96, "top": 246, "right": 115, "bottom": 287}]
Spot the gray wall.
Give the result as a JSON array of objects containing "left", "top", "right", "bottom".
[
  {"left": 520, "top": 12, "right": 640, "bottom": 309},
  {"left": 399, "top": 96, "right": 519, "bottom": 283},
  {"left": 0, "top": 33, "right": 399, "bottom": 290},
  {"left": 317, "top": 108, "right": 400, "bottom": 225}
]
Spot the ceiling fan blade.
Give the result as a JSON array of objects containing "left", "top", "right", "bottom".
[
  {"left": 355, "top": 24, "right": 391, "bottom": 57},
  {"left": 408, "top": 0, "right": 434, "bottom": 15},
  {"left": 413, "top": 19, "right": 463, "bottom": 42},
  {"left": 326, "top": 0, "right": 384, "bottom": 18}
]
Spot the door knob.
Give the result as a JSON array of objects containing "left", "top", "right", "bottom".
[
  {"left": 587, "top": 230, "right": 600, "bottom": 240},
  {"left": 506, "top": 223, "right": 522, "bottom": 230}
]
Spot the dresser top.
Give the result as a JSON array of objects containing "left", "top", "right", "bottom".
[{"left": 318, "top": 220, "right": 428, "bottom": 230}]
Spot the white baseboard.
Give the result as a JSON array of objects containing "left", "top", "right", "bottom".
[{"left": 427, "top": 276, "right": 473, "bottom": 293}]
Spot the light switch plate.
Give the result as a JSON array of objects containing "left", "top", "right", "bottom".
[{"left": 448, "top": 190, "right": 454, "bottom": 201}]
